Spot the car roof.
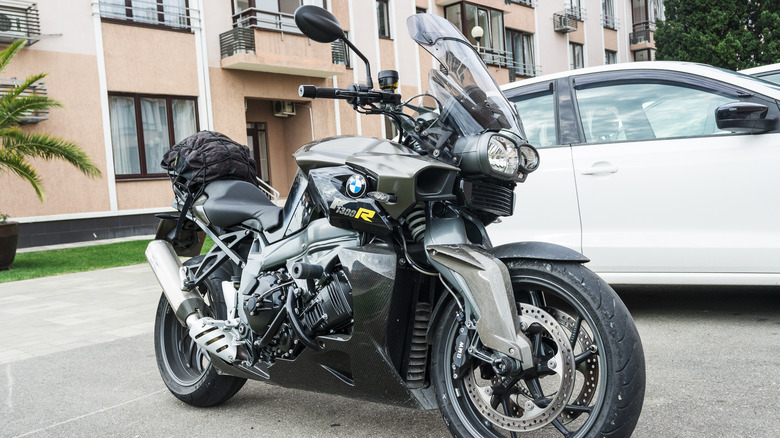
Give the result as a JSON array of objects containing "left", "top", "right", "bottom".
[
  {"left": 739, "top": 63, "right": 780, "bottom": 76},
  {"left": 501, "top": 61, "right": 780, "bottom": 98}
]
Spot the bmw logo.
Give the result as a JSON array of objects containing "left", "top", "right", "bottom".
[{"left": 346, "top": 174, "right": 367, "bottom": 198}]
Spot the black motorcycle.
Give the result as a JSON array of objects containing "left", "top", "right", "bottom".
[{"left": 146, "top": 6, "right": 645, "bottom": 437}]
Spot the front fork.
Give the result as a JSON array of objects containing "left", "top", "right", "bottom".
[{"left": 423, "top": 205, "right": 534, "bottom": 370}]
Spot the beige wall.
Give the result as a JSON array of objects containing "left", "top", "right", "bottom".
[{"left": 1, "top": 49, "right": 109, "bottom": 218}]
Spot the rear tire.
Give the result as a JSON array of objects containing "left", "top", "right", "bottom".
[
  {"left": 153, "top": 256, "right": 246, "bottom": 407},
  {"left": 431, "top": 259, "right": 645, "bottom": 437}
]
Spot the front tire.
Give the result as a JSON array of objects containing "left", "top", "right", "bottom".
[
  {"left": 153, "top": 256, "right": 246, "bottom": 407},
  {"left": 431, "top": 259, "right": 645, "bottom": 437}
]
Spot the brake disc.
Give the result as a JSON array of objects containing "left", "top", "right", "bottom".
[
  {"left": 546, "top": 308, "right": 600, "bottom": 423},
  {"left": 462, "top": 303, "right": 577, "bottom": 432}
]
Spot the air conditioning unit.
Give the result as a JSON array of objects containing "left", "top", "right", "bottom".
[
  {"left": 273, "top": 101, "right": 295, "bottom": 117},
  {"left": 554, "top": 13, "right": 577, "bottom": 33},
  {"left": 0, "top": 3, "right": 41, "bottom": 45}
]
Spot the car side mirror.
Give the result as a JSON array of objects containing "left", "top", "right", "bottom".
[
  {"left": 294, "top": 5, "right": 345, "bottom": 43},
  {"left": 715, "top": 102, "right": 776, "bottom": 133}
]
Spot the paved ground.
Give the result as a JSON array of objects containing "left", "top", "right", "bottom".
[{"left": 1, "top": 266, "right": 779, "bottom": 437}]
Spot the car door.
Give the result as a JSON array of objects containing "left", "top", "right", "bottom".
[
  {"left": 490, "top": 81, "right": 582, "bottom": 252},
  {"left": 569, "top": 70, "right": 780, "bottom": 277}
]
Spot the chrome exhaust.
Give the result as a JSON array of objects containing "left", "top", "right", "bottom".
[
  {"left": 145, "top": 240, "right": 205, "bottom": 327},
  {"left": 146, "top": 240, "right": 241, "bottom": 363}
]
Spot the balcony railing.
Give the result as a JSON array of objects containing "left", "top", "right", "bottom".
[
  {"left": 95, "top": 0, "right": 199, "bottom": 31},
  {"left": 602, "top": 14, "right": 619, "bottom": 30},
  {"left": 475, "top": 46, "right": 540, "bottom": 81},
  {"left": 565, "top": 5, "right": 586, "bottom": 21},
  {"left": 0, "top": 78, "right": 47, "bottom": 123},
  {"left": 0, "top": 1, "right": 40, "bottom": 45},
  {"left": 508, "top": 0, "right": 535, "bottom": 7},
  {"left": 232, "top": 8, "right": 301, "bottom": 36},
  {"left": 219, "top": 27, "right": 255, "bottom": 58}
]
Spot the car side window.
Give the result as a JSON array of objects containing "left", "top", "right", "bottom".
[
  {"left": 574, "top": 82, "right": 735, "bottom": 143},
  {"left": 512, "top": 91, "right": 557, "bottom": 148}
]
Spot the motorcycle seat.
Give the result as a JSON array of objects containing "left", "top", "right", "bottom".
[{"left": 202, "top": 180, "right": 283, "bottom": 231}]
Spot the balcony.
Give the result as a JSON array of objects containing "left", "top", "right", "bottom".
[
  {"left": 0, "top": 78, "right": 47, "bottom": 123},
  {"left": 475, "top": 46, "right": 539, "bottom": 81},
  {"left": 219, "top": 9, "right": 346, "bottom": 78},
  {"left": 565, "top": 5, "right": 586, "bottom": 21},
  {"left": 629, "top": 21, "right": 655, "bottom": 46},
  {"left": 0, "top": 1, "right": 40, "bottom": 45},
  {"left": 553, "top": 12, "right": 577, "bottom": 33},
  {"left": 95, "top": 0, "right": 200, "bottom": 31},
  {"left": 603, "top": 14, "right": 619, "bottom": 31}
]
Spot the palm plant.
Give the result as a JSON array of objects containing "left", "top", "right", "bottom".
[{"left": 0, "top": 39, "right": 101, "bottom": 202}]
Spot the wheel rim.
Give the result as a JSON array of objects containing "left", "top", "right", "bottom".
[
  {"left": 158, "top": 299, "right": 212, "bottom": 387},
  {"left": 444, "top": 274, "right": 608, "bottom": 437}
]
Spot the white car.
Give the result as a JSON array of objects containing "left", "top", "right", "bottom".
[
  {"left": 740, "top": 62, "right": 780, "bottom": 84},
  {"left": 489, "top": 61, "right": 780, "bottom": 285}
]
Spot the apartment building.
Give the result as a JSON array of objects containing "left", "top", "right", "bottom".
[{"left": 2, "top": 0, "right": 662, "bottom": 247}]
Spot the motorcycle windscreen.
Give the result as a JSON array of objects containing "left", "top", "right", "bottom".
[{"left": 406, "top": 13, "right": 523, "bottom": 137}]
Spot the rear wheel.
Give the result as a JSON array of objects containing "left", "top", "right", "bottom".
[
  {"left": 153, "top": 256, "right": 246, "bottom": 407},
  {"left": 431, "top": 259, "right": 645, "bottom": 437}
]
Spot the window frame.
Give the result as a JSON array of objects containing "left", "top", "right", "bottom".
[
  {"left": 377, "top": 0, "right": 391, "bottom": 39},
  {"left": 101, "top": 0, "right": 193, "bottom": 32},
  {"left": 570, "top": 42, "right": 584, "bottom": 70},
  {"left": 605, "top": 49, "right": 617, "bottom": 64},
  {"left": 506, "top": 28, "right": 536, "bottom": 78},
  {"left": 444, "top": 2, "right": 506, "bottom": 63},
  {"left": 108, "top": 92, "right": 200, "bottom": 180}
]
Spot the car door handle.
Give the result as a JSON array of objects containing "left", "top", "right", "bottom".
[{"left": 581, "top": 163, "right": 618, "bottom": 175}]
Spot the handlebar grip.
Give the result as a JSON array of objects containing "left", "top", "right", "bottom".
[{"left": 299, "top": 85, "right": 342, "bottom": 100}]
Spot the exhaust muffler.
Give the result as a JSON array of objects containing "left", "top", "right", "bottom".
[
  {"left": 145, "top": 240, "right": 205, "bottom": 327},
  {"left": 146, "top": 240, "right": 241, "bottom": 363}
]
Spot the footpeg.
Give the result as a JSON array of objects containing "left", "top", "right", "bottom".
[{"left": 189, "top": 317, "right": 240, "bottom": 363}]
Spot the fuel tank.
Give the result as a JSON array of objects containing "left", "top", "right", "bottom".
[{"left": 294, "top": 136, "right": 460, "bottom": 219}]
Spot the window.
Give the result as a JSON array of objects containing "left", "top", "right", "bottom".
[
  {"left": 574, "top": 82, "right": 734, "bottom": 143},
  {"left": 567, "top": 0, "right": 584, "bottom": 21},
  {"left": 377, "top": 0, "right": 390, "bottom": 38},
  {"left": 506, "top": 29, "right": 536, "bottom": 78},
  {"left": 332, "top": 30, "right": 352, "bottom": 68},
  {"left": 570, "top": 43, "right": 584, "bottom": 69},
  {"left": 631, "top": 0, "right": 664, "bottom": 28},
  {"left": 512, "top": 90, "right": 557, "bottom": 148},
  {"left": 445, "top": 3, "right": 505, "bottom": 63},
  {"left": 109, "top": 93, "right": 199, "bottom": 178},
  {"left": 99, "top": 0, "right": 193, "bottom": 30},
  {"left": 605, "top": 50, "right": 617, "bottom": 64},
  {"left": 416, "top": 7, "right": 426, "bottom": 14},
  {"left": 602, "top": 0, "right": 617, "bottom": 29},
  {"left": 633, "top": 49, "right": 652, "bottom": 62},
  {"left": 247, "top": 122, "right": 270, "bottom": 182}
]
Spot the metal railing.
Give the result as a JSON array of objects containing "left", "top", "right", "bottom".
[
  {"left": 602, "top": 14, "right": 619, "bottom": 30},
  {"left": 232, "top": 8, "right": 301, "bottom": 36},
  {"left": 95, "top": 0, "right": 199, "bottom": 30},
  {"left": 565, "top": 5, "right": 586, "bottom": 21},
  {"left": 508, "top": 0, "right": 535, "bottom": 7},
  {"left": 0, "top": 78, "right": 47, "bottom": 123},
  {"left": 0, "top": 1, "right": 40, "bottom": 45},
  {"left": 219, "top": 27, "right": 255, "bottom": 58},
  {"left": 475, "top": 46, "right": 539, "bottom": 80},
  {"left": 257, "top": 177, "right": 280, "bottom": 202}
]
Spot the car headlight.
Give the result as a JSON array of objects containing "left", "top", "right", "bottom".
[{"left": 486, "top": 135, "right": 519, "bottom": 177}]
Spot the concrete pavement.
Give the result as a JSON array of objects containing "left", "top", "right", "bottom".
[{"left": 0, "top": 264, "right": 161, "bottom": 364}]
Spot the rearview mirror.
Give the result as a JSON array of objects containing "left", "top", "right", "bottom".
[
  {"left": 294, "top": 5, "right": 345, "bottom": 43},
  {"left": 716, "top": 102, "right": 776, "bottom": 133}
]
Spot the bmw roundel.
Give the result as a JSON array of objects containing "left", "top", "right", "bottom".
[{"left": 346, "top": 174, "right": 367, "bottom": 198}]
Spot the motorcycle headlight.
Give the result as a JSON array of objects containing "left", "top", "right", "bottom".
[
  {"left": 487, "top": 136, "right": 519, "bottom": 176},
  {"left": 518, "top": 144, "right": 539, "bottom": 174}
]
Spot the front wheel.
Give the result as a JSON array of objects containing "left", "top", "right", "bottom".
[
  {"left": 153, "top": 256, "right": 247, "bottom": 407},
  {"left": 431, "top": 259, "right": 645, "bottom": 437}
]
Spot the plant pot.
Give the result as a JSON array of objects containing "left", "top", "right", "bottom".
[{"left": 0, "top": 221, "right": 19, "bottom": 271}]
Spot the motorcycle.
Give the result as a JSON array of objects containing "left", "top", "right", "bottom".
[{"left": 146, "top": 6, "right": 645, "bottom": 437}]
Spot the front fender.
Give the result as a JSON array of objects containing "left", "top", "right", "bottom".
[{"left": 489, "top": 241, "right": 589, "bottom": 263}]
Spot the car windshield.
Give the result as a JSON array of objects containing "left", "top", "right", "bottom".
[{"left": 407, "top": 13, "right": 522, "bottom": 137}]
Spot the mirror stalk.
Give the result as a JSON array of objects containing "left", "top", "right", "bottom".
[{"left": 342, "top": 38, "right": 373, "bottom": 89}]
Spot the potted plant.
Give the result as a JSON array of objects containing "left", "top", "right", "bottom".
[{"left": 0, "top": 39, "right": 101, "bottom": 270}]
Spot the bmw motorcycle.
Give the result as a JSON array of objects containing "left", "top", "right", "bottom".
[{"left": 146, "top": 6, "right": 645, "bottom": 437}]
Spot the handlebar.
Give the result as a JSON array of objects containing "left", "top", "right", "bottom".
[{"left": 298, "top": 84, "right": 401, "bottom": 106}]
